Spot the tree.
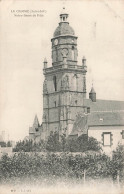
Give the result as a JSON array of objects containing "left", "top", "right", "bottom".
[
  {"left": 0, "top": 141, "right": 6, "bottom": 147},
  {"left": 46, "top": 131, "right": 62, "bottom": 152},
  {"left": 13, "top": 133, "right": 102, "bottom": 153},
  {"left": 110, "top": 143, "right": 124, "bottom": 184},
  {"left": 60, "top": 133, "right": 67, "bottom": 152},
  {"left": 65, "top": 135, "right": 102, "bottom": 152},
  {"left": 87, "top": 136, "right": 102, "bottom": 152},
  {"left": 13, "top": 139, "right": 46, "bottom": 152},
  {"left": 6, "top": 141, "right": 12, "bottom": 147},
  {"left": 13, "top": 140, "right": 33, "bottom": 152},
  {"left": 66, "top": 138, "right": 79, "bottom": 152},
  {"left": 77, "top": 134, "right": 88, "bottom": 152}
]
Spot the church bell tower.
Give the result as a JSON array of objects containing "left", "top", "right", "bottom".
[
  {"left": 51, "top": 8, "right": 78, "bottom": 67},
  {"left": 42, "top": 8, "right": 87, "bottom": 138}
]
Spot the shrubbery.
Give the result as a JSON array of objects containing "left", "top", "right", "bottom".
[
  {"left": 0, "top": 152, "right": 109, "bottom": 184},
  {"left": 7, "top": 133, "right": 123, "bottom": 186},
  {"left": 0, "top": 145, "right": 124, "bottom": 185},
  {"left": 111, "top": 143, "right": 124, "bottom": 184},
  {"left": 13, "top": 139, "right": 46, "bottom": 152},
  {"left": 0, "top": 141, "right": 12, "bottom": 147},
  {"left": 0, "top": 143, "right": 123, "bottom": 186},
  {"left": 13, "top": 132, "right": 102, "bottom": 153}
]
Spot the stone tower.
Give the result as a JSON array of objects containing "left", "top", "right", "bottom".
[{"left": 42, "top": 8, "right": 87, "bottom": 138}]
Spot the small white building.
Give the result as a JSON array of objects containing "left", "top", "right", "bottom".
[{"left": 70, "top": 97, "right": 124, "bottom": 154}]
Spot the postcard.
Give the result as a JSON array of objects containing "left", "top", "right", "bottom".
[{"left": 0, "top": 0, "right": 124, "bottom": 194}]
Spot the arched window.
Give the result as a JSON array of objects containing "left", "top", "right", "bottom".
[
  {"left": 73, "top": 74, "right": 77, "bottom": 91},
  {"left": 72, "top": 46, "right": 75, "bottom": 60},
  {"left": 53, "top": 76, "right": 57, "bottom": 91}
]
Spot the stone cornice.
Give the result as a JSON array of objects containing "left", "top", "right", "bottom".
[
  {"left": 51, "top": 35, "right": 78, "bottom": 41},
  {"left": 43, "top": 90, "right": 87, "bottom": 95},
  {"left": 43, "top": 105, "right": 87, "bottom": 110},
  {"left": 52, "top": 43, "right": 77, "bottom": 48},
  {"left": 43, "top": 66, "right": 87, "bottom": 75}
]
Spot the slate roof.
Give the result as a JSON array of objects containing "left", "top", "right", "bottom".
[
  {"left": 70, "top": 102, "right": 124, "bottom": 136},
  {"left": 84, "top": 99, "right": 124, "bottom": 112},
  {"left": 29, "top": 115, "right": 40, "bottom": 134},
  {"left": 88, "top": 111, "right": 124, "bottom": 126}
]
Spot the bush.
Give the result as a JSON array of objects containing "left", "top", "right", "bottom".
[
  {"left": 46, "top": 131, "right": 62, "bottom": 152},
  {"left": 0, "top": 141, "right": 6, "bottom": 147},
  {"left": 87, "top": 136, "right": 102, "bottom": 152},
  {"left": 0, "top": 152, "right": 108, "bottom": 184},
  {"left": 13, "top": 139, "right": 46, "bottom": 152},
  {"left": 13, "top": 132, "right": 102, "bottom": 153},
  {"left": 0, "top": 146, "right": 124, "bottom": 185},
  {"left": 110, "top": 143, "right": 124, "bottom": 184},
  {"left": 0, "top": 151, "right": 120, "bottom": 185},
  {"left": 65, "top": 134, "right": 102, "bottom": 152}
]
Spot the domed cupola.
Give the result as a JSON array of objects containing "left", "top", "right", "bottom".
[
  {"left": 54, "top": 7, "right": 75, "bottom": 37},
  {"left": 54, "top": 23, "right": 75, "bottom": 37}
]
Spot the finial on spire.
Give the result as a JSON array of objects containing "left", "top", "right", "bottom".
[
  {"left": 43, "top": 58, "right": 47, "bottom": 69},
  {"left": 89, "top": 81, "right": 96, "bottom": 102},
  {"left": 92, "top": 79, "right": 94, "bottom": 87},
  {"left": 90, "top": 82, "right": 96, "bottom": 94}
]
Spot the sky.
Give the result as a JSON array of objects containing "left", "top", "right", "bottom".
[{"left": 0, "top": 0, "right": 124, "bottom": 141}]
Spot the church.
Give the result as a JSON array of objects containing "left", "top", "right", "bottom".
[{"left": 29, "top": 8, "right": 124, "bottom": 153}]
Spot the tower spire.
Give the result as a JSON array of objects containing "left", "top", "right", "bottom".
[{"left": 33, "top": 114, "right": 40, "bottom": 128}]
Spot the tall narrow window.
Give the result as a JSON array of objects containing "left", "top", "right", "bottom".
[
  {"left": 104, "top": 134, "right": 110, "bottom": 146},
  {"left": 72, "top": 46, "right": 75, "bottom": 60},
  {"left": 73, "top": 74, "right": 77, "bottom": 91},
  {"left": 55, "top": 47, "right": 58, "bottom": 62},
  {"left": 54, "top": 101, "right": 56, "bottom": 107},
  {"left": 53, "top": 76, "right": 57, "bottom": 91},
  {"left": 102, "top": 132, "right": 113, "bottom": 146}
]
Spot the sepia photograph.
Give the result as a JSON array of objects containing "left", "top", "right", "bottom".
[{"left": 0, "top": 0, "right": 124, "bottom": 193}]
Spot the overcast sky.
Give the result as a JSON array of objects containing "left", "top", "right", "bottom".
[{"left": 0, "top": 0, "right": 124, "bottom": 141}]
